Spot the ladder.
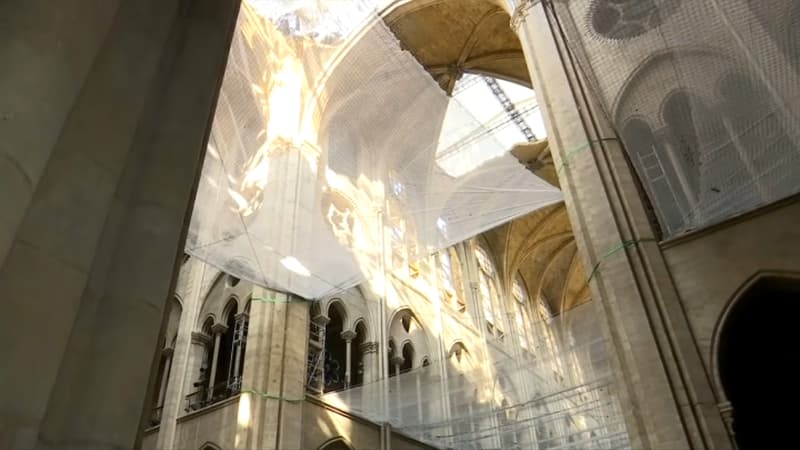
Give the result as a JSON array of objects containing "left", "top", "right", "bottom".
[
  {"left": 306, "top": 320, "right": 326, "bottom": 394},
  {"left": 482, "top": 76, "right": 536, "bottom": 142}
]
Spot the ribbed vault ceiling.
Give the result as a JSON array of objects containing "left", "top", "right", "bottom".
[
  {"left": 382, "top": 0, "right": 589, "bottom": 314},
  {"left": 478, "top": 140, "right": 591, "bottom": 315},
  {"left": 383, "top": 0, "right": 530, "bottom": 95}
]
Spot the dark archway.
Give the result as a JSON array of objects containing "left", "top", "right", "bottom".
[
  {"left": 324, "top": 304, "right": 347, "bottom": 392},
  {"left": 214, "top": 301, "right": 237, "bottom": 398},
  {"left": 351, "top": 321, "right": 367, "bottom": 387},
  {"left": 718, "top": 276, "right": 800, "bottom": 449},
  {"left": 319, "top": 437, "right": 353, "bottom": 450},
  {"left": 400, "top": 342, "right": 414, "bottom": 374}
]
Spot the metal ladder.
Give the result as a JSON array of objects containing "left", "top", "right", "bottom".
[
  {"left": 482, "top": 75, "right": 536, "bottom": 142},
  {"left": 306, "top": 321, "right": 326, "bottom": 394}
]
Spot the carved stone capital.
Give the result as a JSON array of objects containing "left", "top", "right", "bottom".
[
  {"left": 340, "top": 330, "right": 357, "bottom": 342},
  {"left": 311, "top": 314, "right": 330, "bottom": 326},
  {"left": 191, "top": 331, "right": 212, "bottom": 345},
  {"left": 360, "top": 341, "right": 379, "bottom": 354},
  {"left": 390, "top": 355, "right": 405, "bottom": 367},
  {"left": 510, "top": 0, "right": 538, "bottom": 32},
  {"left": 162, "top": 346, "right": 175, "bottom": 357},
  {"left": 718, "top": 401, "right": 736, "bottom": 441},
  {"left": 211, "top": 323, "right": 229, "bottom": 335}
]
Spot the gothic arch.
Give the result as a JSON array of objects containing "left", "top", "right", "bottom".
[
  {"left": 613, "top": 48, "right": 731, "bottom": 124},
  {"left": 710, "top": 271, "right": 800, "bottom": 448},
  {"left": 325, "top": 298, "right": 349, "bottom": 330},
  {"left": 710, "top": 270, "right": 800, "bottom": 401},
  {"left": 351, "top": 317, "right": 368, "bottom": 335},
  {"left": 318, "top": 436, "right": 354, "bottom": 450},
  {"left": 387, "top": 307, "right": 430, "bottom": 368},
  {"left": 222, "top": 296, "right": 239, "bottom": 320},
  {"left": 447, "top": 341, "right": 469, "bottom": 358}
]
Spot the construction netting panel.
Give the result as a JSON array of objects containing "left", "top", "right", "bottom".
[
  {"left": 323, "top": 302, "right": 631, "bottom": 450},
  {"left": 546, "top": 0, "right": 800, "bottom": 237},
  {"left": 185, "top": 0, "right": 562, "bottom": 299}
]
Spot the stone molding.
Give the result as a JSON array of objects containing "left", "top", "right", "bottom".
[
  {"left": 210, "top": 323, "right": 228, "bottom": 335},
  {"left": 510, "top": 0, "right": 538, "bottom": 31},
  {"left": 390, "top": 355, "right": 405, "bottom": 367},
  {"left": 360, "top": 341, "right": 379, "bottom": 354},
  {"left": 340, "top": 330, "right": 357, "bottom": 341},
  {"left": 191, "top": 331, "right": 212, "bottom": 345},
  {"left": 311, "top": 314, "right": 330, "bottom": 326}
]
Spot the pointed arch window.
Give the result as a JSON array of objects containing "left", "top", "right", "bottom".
[
  {"left": 475, "top": 246, "right": 503, "bottom": 338},
  {"left": 512, "top": 275, "right": 532, "bottom": 350},
  {"left": 438, "top": 247, "right": 466, "bottom": 312}
]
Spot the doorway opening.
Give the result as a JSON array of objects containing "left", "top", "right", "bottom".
[{"left": 718, "top": 276, "right": 800, "bottom": 448}]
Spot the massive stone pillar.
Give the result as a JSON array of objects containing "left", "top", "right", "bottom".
[
  {"left": 0, "top": 0, "right": 122, "bottom": 268},
  {"left": 234, "top": 288, "right": 309, "bottom": 450},
  {"left": 360, "top": 342, "right": 380, "bottom": 384},
  {"left": 511, "top": 1, "right": 730, "bottom": 448},
  {"left": 156, "top": 260, "right": 210, "bottom": 450},
  {"left": 0, "top": 0, "right": 241, "bottom": 448}
]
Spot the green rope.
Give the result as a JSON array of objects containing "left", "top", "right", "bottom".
[
  {"left": 240, "top": 388, "right": 304, "bottom": 403},
  {"left": 587, "top": 238, "right": 656, "bottom": 282},
  {"left": 555, "top": 138, "right": 619, "bottom": 174}
]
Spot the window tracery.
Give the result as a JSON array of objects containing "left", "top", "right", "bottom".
[
  {"left": 475, "top": 246, "right": 504, "bottom": 338},
  {"left": 591, "top": 0, "right": 682, "bottom": 40},
  {"left": 438, "top": 247, "right": 466, "bottom": 312},
  {"left": 513, "top": 275, "right": 532, "bottom": 350}
]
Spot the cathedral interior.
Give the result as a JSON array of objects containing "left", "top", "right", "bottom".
[{"left": 1, "top": 0, "right": 799, "bottom": 449}]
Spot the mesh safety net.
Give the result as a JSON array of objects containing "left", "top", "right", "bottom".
[
  {"left": 182, "top": 1, "right": 640, "bottom": 448},
  {"left": 322, "top": 302, "right": 630, "bottom": 450},
  {"left": 185, "top": 0, "right": 562, "bottom": 300},
  {"left": 546, "top": 0, "right": 800, "bottom": 237}
]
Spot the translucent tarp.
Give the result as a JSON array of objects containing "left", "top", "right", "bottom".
[
  {"left": 323, "top": 302, "right": 631, "bottom": 450},
  {"left": 186, "top": 0, "right": 562, "bottom": 299},
  {"left": 547, "top": 0, "right": 800, "bottom": 237}
]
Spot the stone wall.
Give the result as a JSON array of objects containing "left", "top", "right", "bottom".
[
  {"left": 661, "top": 195, "right": 800, "bottom": 398},
  {"left": 301, "top": 397, "right": 434, "bottom": 450},
  {"left": 173, "top": 397, "right": 240, "bottom": 450}
]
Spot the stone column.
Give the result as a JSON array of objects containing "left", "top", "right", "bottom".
[
  {"left": 157, "top": 348, "right": 175, "bottom": 409},
  {"left": 234, "top": 288, "right": 309, "bottom": 450},
  {"left": 0, "top": 0, "right": 241, "bottom": 448},
  {"left": 360, "top": 341, "right": 380, "bottom": 383},
  {"left": 341, "top": 330, "right": 356, "bottom": 389},
  {"left": 511, "top": 1, "right": 730, "bottom": 448},
  {"left": 0, "top": 0, "right": 123, "bottom": 268},
  {"left": 187, "top": 332, "right": 213, "bottom": 408},
  {"left": 391, "top": 356, "right": 404, "bottom": 422},
  {"left": 156, "top": 259, "right": 212, "bottom": 450},
  {"left": 359, "top": 341, "right": 380, "bottom": 417},
  {"left": 207, "top": 323, "right": 228, "bottom": 402},
  {"left": 392, "top": 358, "right": 403, "bottom": 378},
  {"left": 415, "top": 371, "right": 423, "bottom": 425},
  {"left": 718, "top": 401, "right": 737, "bottom": 449}
]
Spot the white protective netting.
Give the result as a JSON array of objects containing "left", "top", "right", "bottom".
[
  {"left": 547, "top": 0, "right": 800, "bottom": 237},
  {"left": 185, "top": 2, "right": 634, "bottom": 448},
  {"left": 323, "top": 302, "right": 631, "bottom": 450},
  {"left": 186, "top": 0, "right": 562, "bottom": 299}
]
